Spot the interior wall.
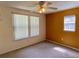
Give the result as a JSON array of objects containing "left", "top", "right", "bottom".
[
  {"left": 46, "top": 7, "right": 79, "bottom": 49},
  {"left": 0, "top": 6, "right": 46, "bottom": 55}
]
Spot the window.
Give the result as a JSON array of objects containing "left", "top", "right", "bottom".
[
  {"left": 30, "top": 16, "right": 39, "bottom": 37},
  {"left": 64, "top": 15, "right": 76, "bottom": 32},
  {"left": 13, "top": 14, "right": 29, "bottom": 40},
  {"left": 12, "top": 14, "right": 40, "bottom": 40}
]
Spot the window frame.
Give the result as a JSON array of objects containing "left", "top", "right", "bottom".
[
  {"left": 12, "top": 13, "right": 40, "bottom": 41},
  {"left": 29, "top": 16, "right": 40, "bottom": 37},
  {"left": 12, "top": 13, "right": 29, "bottom": 40},
  {"left": 64, "top": 15, "right": 76, "bottom": 32}
]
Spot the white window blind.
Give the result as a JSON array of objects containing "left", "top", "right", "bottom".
[
  {"left": 13, "top": 14, "right": 29, "bottom": 40},
  {"left": 30, "top": 16, "right": 39, "bottom": 37},
  {"left": 64, "top": 15, "right": 76, "bottom": 32}
]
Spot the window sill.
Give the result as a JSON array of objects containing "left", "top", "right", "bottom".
[{"left": 14, "top": 35, "right": 40, "bottom": 41}]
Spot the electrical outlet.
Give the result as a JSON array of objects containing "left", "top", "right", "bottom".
[{"left": 61, "top": 38, "right": 63, "bottom": 40}]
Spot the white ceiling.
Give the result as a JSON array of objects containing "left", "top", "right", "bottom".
[{"left": 0, "top": 1, "right": 79, "bottom": 14}]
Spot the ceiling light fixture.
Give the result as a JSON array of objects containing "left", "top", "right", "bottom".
[
  {"left": 39, "top": 8, "right": 45, "bottom": 13},
  {"left": 38, "top": 5, "right": 46, "bottom": 13},
  {"left": 37, "top": 1, "right": 47, "bottom": 13}
]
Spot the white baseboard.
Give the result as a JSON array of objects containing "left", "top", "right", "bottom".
[{"left": 47, "top": 40, "right": 79, "bottom": 51}]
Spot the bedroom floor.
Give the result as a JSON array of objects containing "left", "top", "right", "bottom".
[{"left": 0, "top": 42, "right": 79, "bottom": 58}]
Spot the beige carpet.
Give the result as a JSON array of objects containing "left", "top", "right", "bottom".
[{"left": 0, "top": 42, "right": 79, "bottom": 58}]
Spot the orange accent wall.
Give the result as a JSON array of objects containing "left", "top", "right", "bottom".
[{"left": 46, "top": 7, "right": 79, "bottom": 49}]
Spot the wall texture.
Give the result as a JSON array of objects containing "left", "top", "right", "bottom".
[
  {"left": 0, "top": 6, "right": 46, "bottom": 55},
  {"left": 46, "top": 7, "right": 79, "bottom": 49}
]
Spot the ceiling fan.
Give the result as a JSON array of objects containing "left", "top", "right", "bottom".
[{"left": 28, "top": 1, "right": 58, "bottom": 13}]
